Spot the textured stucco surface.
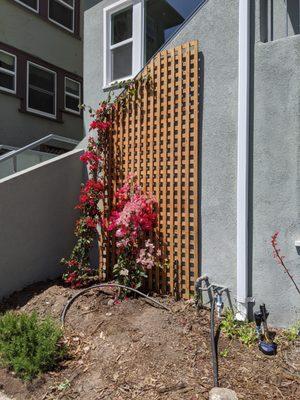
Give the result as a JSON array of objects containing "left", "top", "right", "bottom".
[
  {"left": 83, "top": 0, "right": 300, "bottom": 326},
  {"left": 83, "top": 0, "right": 120, "bottom": 136},
  {"left": 0, "top": 0, "right": 83, "bottom": 147},
  {"left": 0, "top": 1, "right": 83, "bottom": 75},
  {"left": 0, "top": 150, "right": 83, "bottom": 299},
  {"left": 0, "top": 95, "right": 83, "bottom": 147},
  {"left": 251, "top": 35, "right": 300, "bottom": 326},
  {"left": 84, "top": 0, "right": 239, "bottom": 299},
  {"left": 163, "top": 0, "right": 239, "bottom": 306}
]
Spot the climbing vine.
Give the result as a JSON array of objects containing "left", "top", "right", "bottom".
[{"left": 61, "top": 75, "right": 156, "bottom": 289}]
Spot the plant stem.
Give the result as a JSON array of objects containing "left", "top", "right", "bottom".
[{"left": 272, "top": 241, "right": 300, "bottom": 295}]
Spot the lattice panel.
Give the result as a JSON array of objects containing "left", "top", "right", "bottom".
[{"left": 103, "top": 41, "right": 199, "bottom": 298}]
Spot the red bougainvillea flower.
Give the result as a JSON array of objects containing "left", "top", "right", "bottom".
[
  {"left": 85, "top": 217, "right": 97, "bottom": 229},
  {"left": 89, "top": 120, "right": 111, "bottom": 131}
]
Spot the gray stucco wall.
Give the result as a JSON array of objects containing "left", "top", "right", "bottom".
[
  {"left": 83, "top": 0, "right": 300, "bottom": 326},
  {"left": 0, "top": 95, "right": 83, "bottom": 147},
  {"left": 163, "top": 0, "right": 239, "bottom": 310},
  {"left": 0, "top": 0, "right": 84, "bottom": 147},
  {"left": 251, "top": 33, "right": 300, "bottom": 326},
  {"left": 0, "top": 149, "right": 83, "bottom": 299},
  {"left": 0, "top": 1, "right": 83, "bottom": 75},
  {"left": 84, "top": 0, "right": 239, "bottom": 300},
  {"left": 83, "top": 0, "right": 118, "bottom": 135}
]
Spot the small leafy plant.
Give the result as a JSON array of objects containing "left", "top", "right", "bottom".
[
  {"left": 220, "top": 348, "right": 229, "bottom": 358},
  {"left": 57, "top": 379, "right": 71, "bottom": 392},
  {"left": 0, "top": 312, "right": 66, "bottom": 381},
  {"left": 221, "top": 310, "right": 257, "bottom": 347},
  {"left": 282, "top": 321, "right": 300, "bottom": 342}
]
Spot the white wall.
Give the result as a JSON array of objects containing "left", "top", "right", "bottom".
[{"left": 0, "top": 149, "right": 84, "bottom": 299}]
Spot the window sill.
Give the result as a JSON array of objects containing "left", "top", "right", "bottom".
[
  {"left": 18, "top": 108, "right": 64, "bottom": 123},
  {"left": 103, "top": 76, "right": 134, "bottom": 92},
  {"left": 0, "top": 89, "right": 20, "bottom": 99},
  {"left": 41, "top": 15, "right": 82, "bottom": 41},
  {"left": 62, "top": 109, "right": 83, "bottom": 118}
]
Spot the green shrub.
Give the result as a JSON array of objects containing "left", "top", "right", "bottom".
[
  {"left": 0, "top": 311, "right": 66, "bottom": 381},
  {"left": 221, "top": 309, "right": 257, "bottom": 347}
]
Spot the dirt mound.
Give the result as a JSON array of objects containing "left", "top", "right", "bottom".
[{"left": 0, "top": 281, "right": 299, "bottom": 400}]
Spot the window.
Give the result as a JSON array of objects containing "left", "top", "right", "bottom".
[
  {"left": 0, "top": 50, "right": 16, "bottom": 94},
  {"left": 14, "top": 0, "right": 39, "bottom": 12},
  {"left": 65, "top": 77, "right": 81, "bottom": 114},
  {"left": 111, "top": 6, "right": 133, "bottom": 81},
  {"left": 27, "top": 62, "right": 56, "bottom": 118},
  {"left": 103, "top": 0, "right": 203, "bottom": 87},
  {"left": 103, "top": 0, "right": 143, "bottom": 87},
  {"left": 48, "top": 0, "right": 74, "bottom": 32}
]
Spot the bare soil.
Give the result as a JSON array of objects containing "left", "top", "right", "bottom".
[{"left": 0, "top": 281, "right": 299, "bottom": 400}]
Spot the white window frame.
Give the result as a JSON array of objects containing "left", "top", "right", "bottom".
[
  {"left": 64, "top": 77, "right": 81, "bottom": 115},
  {"left": 48, "top": 0, "right": 75, "bottom": 33},
  {"left": 14, "top": 0, "right": 39, "bottom": 13},
  {"left": 26, "top": 61, "right": 57, "bottom": 119},
  {"left": 103, "top": 0, "right": 144, "bottom": 88},
  {"left": 0, "top": 50, "right": 17, "bottom": 95}
]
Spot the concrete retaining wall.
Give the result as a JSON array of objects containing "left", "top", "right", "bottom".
[{"left": 0, "top": 149, "right": 83, "bottom": 299}]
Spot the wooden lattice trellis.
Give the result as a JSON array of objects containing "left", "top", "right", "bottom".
[{"left": 101, "top": 41, "right": 199, "bottom": 299}]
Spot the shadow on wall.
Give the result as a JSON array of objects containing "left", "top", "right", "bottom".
[
  {"left": 198, "top": 51, "right": 204, "bottom": 279},
  {"left": 84, "top": 0, "right": 102, "bottom": 12}
]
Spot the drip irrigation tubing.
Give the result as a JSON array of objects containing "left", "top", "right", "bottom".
[
  {"left": 210, "top": 296, "right": 219, "bottom": 387},
  {"left": 60, "top": 283, "right": 171, "bottom": 325}
]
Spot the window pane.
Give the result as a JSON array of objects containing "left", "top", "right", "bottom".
[
  {"left": 111, "top": 7, "right": 132, "bottom": 45},
  {"left": 0, "top": 52, "right": 15, "bottom": 72},
  {"left": 66, "top": 78, "right": 80, "bottom": 96},
  {"left": 66, "top": 95, "right": 79, "bottom": 111},
  {"left": 29, "top": 65, "right": 55, "bottom": 93},
  {"left": 0, "top": 72, "right": 14, "bottom": 91},
  {"left": 28, "top": 88, "right": 55, "bottom": 115},
  {"left": 145, "top": 0, "right": 204, "bottom": 61},
  {"left": 112, "top": 43, "right": 132, "bottom": 81},
  {"left": 16, "top": 0, "right": 38, "bottom": 10},
  {"left": 49, "top": 0, "right": 73, "bottom": 31}
]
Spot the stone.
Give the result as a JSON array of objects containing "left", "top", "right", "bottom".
[{"left": 209, "top": 387, "right": 238, "bottom": 400}]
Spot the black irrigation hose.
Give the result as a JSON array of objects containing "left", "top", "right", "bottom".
[
  {"left": 210, "top": 296, "right": 219, "bottom": 387},
  {"left": 60, "top": 283, "right": 171, "bottom": 325}
]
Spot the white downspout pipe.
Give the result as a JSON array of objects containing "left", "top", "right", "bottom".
[{"left": 236, "top": 0, "right": 250, "bottom": 321}]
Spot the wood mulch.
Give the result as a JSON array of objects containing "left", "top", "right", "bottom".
[{"left": 0, "top": 281, "right": 299, "bottom": 400}]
